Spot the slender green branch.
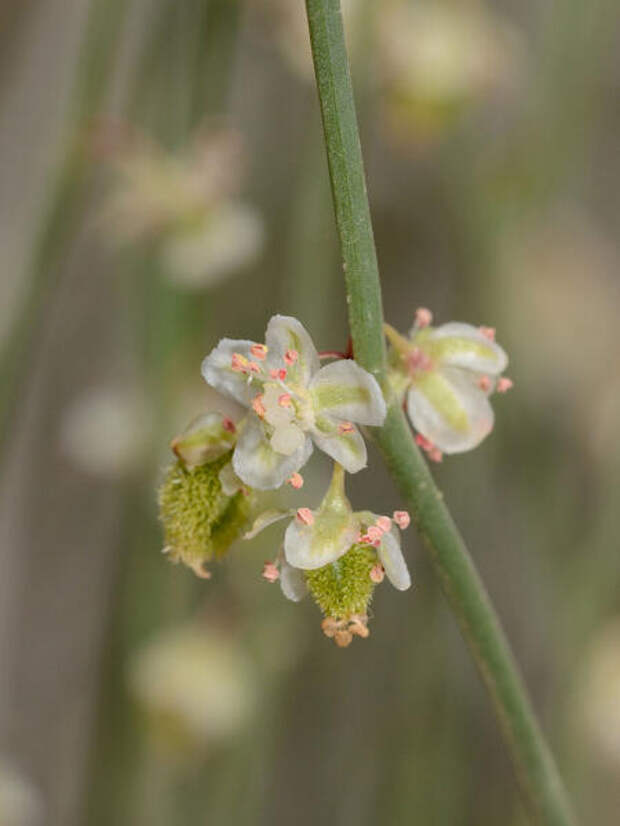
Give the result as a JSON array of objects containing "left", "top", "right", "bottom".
[{"left": 304, "top": 1, "right": 576, "bottom": 824}]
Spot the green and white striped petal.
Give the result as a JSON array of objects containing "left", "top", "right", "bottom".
[
  {"left": 233, "top": 416, "right": 313, "bottom": 490},
  {"left": 406, "top": 366, "right": 495, "bottom": 454},
  {"left": 309, "top": 360, "right": 386, "bottom": 426},
  {"left": 201, "top": 338, "right": 259, "bottom": 406},
  {"left": 377, "top": 528, "right": 411, "bottom": 591},
  {"left": 424, "top": 322, "right": 508, "bottom": 375},
  {"left": 264, "top": 315, "right": 320, "bottom": 385},
  {"left": 310, "top": 415, "right": 368, "bottom": 473},
  {"left": 284, "top": 509, "right": 358, "bottom": 570}
]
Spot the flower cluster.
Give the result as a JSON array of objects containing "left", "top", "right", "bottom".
[
  {"left": 158, "top": 311, "right": 511, "bottom": 645},
  {"left": 386, "top": 307, "right": 512, "bottom": 461}
]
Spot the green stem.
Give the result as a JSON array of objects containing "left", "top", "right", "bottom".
[{"left": 304, "top": 1, "right": 576, "bottom": 824}]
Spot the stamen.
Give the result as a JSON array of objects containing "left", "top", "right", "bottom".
[
  {"left": 252, "top": 393, "right": 266, "bottom": 418},
  {"left": 366, "top": 525, "right": 383, "bottom": 542},
  {"left": 334, "top": 629, "right": 353, "bottom": 648},
  {"left": 407, "top": 347, "right": 433, "bottom": 373},
  {"left": 231, "top": 353, "right": 248, "bottom": 373},
  {"left": 296, "top": 507, "right": 314, "bottom": 526},
  {"left": 261, "top": 561, "right": 280, "bottom": 583},
  {"left": 284, "top": 349, "right": 299, "bottom": 366},
  {"left": 393, "top": 510, "right": 411, "bottom": 530},
  {"left": 416, "top": 434, "right": 443, "bottom": 463},
  {"left": 222, "top": 418, "right": 236, "bottom": 433},
  {"left": 370, "top": 564, "right": 385, "bottom": 583},
  {"left": 250, "top": 343, "right": 268, "bottom": 360},
  {"left": 478, "top": 375, "right": 492, "bottom": 392},
  {"left": 247, "top": 361, "right": 261, "bottom": 374},
  {"left": 278, "top": 393, "right": 292, "bottom": 408},
  {"left": 321, "top": 617, "right": 342, "bottom": 638},
  {"left": 288, "top": 472, "right": 304, "bottom": 489},
  {"left": 497, "top": 377, "right": 514, "bottom": 393},
  {"left": 414, "top": 307, "right": 433, "bottom": 328},
  {"left": 479, "top": 326, "right": 496, "bottom": 341},
  {"left": 348, "top": 616, "right": 370, "bottom": 638},
  {"left": 270, "top": 368, "right": 287, "bottom": 380},
  {"left": 376, "top": 516, "right": 392, "bottom": 533},
  {"left": 338, "top": 421, "right": 355, "bottom": 434}
]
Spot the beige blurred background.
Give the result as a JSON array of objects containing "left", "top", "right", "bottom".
[{"left": 1, "top": 1, "right": 619, "bottom": 824}]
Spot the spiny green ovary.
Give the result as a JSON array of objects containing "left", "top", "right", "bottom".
[
  {"left": 158, "top": 454, "right": 251, "bottom": 569},
  {"left": 305, "top": 545, "right": 376, "bottom": 619}
]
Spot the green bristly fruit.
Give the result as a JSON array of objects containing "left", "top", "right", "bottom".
[
  {"left": 305, "top": 544, "right": 376, "bottom": 620},
  {"left": 158, "top": 453, "right": 252, "bottom": 576}
]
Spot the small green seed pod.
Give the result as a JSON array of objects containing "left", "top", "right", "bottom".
[
  {"left": 305, "top": 544, "right": 376, "bottom": 645},
  {"left": 158, "top": 452, "right": 252, "bottom": 578}
]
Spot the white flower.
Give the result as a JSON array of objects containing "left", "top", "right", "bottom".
[
  {"left": 386, "top": 310, "right": 510, "bottom": 456},
  {"left": 245, "top": 463, "right": 411, "bottom": 590},
  {"left": 202, "top": 315, "right": 387, "bottom": 489}
]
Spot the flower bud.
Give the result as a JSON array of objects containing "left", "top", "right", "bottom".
[
  {"left": 158, "top": 453, "right": 252, "bottom": 578},
  {"left": 170, "top": 412, "right": 237, "bottom": 470}
]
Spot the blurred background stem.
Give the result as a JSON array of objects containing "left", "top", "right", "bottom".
[
  {"left": 0, "top": 0, "right": 129, "bottom": 454},
  {"left": 304, "top": 1, "right": 576, "bottom": 824}
]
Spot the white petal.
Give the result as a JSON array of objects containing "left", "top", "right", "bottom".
[
  {"left": 284, "top": 511, "right": 358, "bottom": 570},
  {"left": 279, "top": 561, "right": 308, "bottom": 602},
  {"left": 406, "top": 366, "right": 495, "bottom": 454},
  {"left": 172, "top": 412, "right": 236, "bottom": 469},
  {"left": 309, "top": 360, "right": 386, "bottom": 425},
  {"left": 270, "top": 423, "right": 306, "bottom": 456},
  {"left": 264, "top": 315, "right": 320, "bottom": 385},
  {"left": 378, "top": 529, "right": 411, "bottom": 591},
  {"left": 232, "top": 416, "right": 313, "bottom": 490},
  {"left": 201, "top": 338, "right": 259, "bottom": 406},
  {"left": 310, "top": 416, "right": 368, "bottom": 473},
  {"left": 218, "top": 461, "right": 244, "bottom": 496},
  {"left": 426, "top": 323, "right": 508, "bottom": 375},
  {"left": 244, "top": 509, "right": 292, "bottom": 540}
]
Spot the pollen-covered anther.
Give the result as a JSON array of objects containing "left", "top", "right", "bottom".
[
  {"left": 321, "top": 617, "right": 344, "bottom": 638},
  {"left": 277, "top": 393, "right": 292, "bottom": 408},
  {"left": 261, "top": 561, "right": 280, "bottom": 583},
  {"left": 393, "top": 510, "right": 410, "bottom": 530},
  {"left": 252, "top": 393, "right": 266, "bottom": 418},
  {"left": 414, "top": 307, "right": 433, "bottom": 328},
  {"left": 334, "top": 629, "right": 353, "bottom": 648},
  {"left": 497, "top": 377, "right": 514, "bottom": 393},
  {"left": 269, "top": 368, "right": 287, "bottom": 380},
  {"left": 366, "top": 525, "right": 383, "bottom": 543},
  {"left": 416, "top": 433, "right": 443, "bottom": 463},
  {"left": 407, "top": 347, "right": 433, "bottom": 373},
  {"left": 284, "top": 349, "right": 299, "bottom": 366},
  {"left": 376, "top": 516, "right": 392, "bottom": 533},
  {"left": 370, "top": 563, "right": 385, "bottom": 583},
  {"left": 222, "top": 418, "right": 236, "bottom": 433},
  {"left": 250, "top": 343, "right": 268, "bottom": 360},
  {"left": 296, "top": 507, "right": 314, "bottom": 526},
  {"left": 247, "top": 361, "right": 261, "bottom": 374},
  {"left": 231, "top": 353, "right": 249, "bottom": 372},
  {"left": 288, "top": 472, "right": 304, "bottom": 489},
  {"left": 479, "top": 326, "right": 496, "bottom": 341},
  {"left": 348, "top": 614, "right": 370, "bottom": 638},
  {"left": 478, "top": 375, "right": 492, "bottom": 392},
  {"left": 338, "top": 421, "right": 355, "bottom": 434}
]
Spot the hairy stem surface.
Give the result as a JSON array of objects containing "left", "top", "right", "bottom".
[{"left": 304, "top": 1, "right": 576, "bottom": 823}]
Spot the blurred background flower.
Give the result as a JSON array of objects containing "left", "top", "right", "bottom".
[{"left": 0, "top": 0, "right": 618, "bottom": 824}]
